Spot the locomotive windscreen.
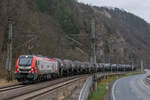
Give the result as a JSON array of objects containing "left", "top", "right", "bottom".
[{"left": 19, "top": 56, "right": 33, "bottom": 66}]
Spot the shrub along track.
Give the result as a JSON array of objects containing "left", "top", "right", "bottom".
[{"left": 0, "top": 75, "right": 88, "bottom": 100}]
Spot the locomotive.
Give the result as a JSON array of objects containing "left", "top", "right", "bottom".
[
  {"left": 15, "top": 55, "right": 136, "bottom": 83},
  {"left": 16, "top": 55, "right": 59, "bottom": 82}
]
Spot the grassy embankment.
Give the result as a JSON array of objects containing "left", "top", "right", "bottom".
[{"left": 89, "top": 72, "right": 142, "bottom": 100}]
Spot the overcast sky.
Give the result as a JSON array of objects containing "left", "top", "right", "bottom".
[{"left": 78, "top": 0, "right": 150, "bottom": 23}]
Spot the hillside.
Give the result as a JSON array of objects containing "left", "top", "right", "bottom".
[
  {"left": 0, "top": 0, "right": 150, "bottom": 77},
  {"left": 92, "top": 7, "right": 150, "bottom": 65}
]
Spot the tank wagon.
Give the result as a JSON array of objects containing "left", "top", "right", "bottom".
[{"left": 15, "top": 55, "right": 136, "bottom": 83}]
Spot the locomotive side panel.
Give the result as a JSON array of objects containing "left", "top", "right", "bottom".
[{"left": 37, "top": 60, "right": 59, "bottom": 74}]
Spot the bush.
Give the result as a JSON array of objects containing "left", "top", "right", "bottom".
[
  {"left": 36, "top": 0, "right": 79, "bottom": 35},
  {"left": 53, "top": 7, "right": 79, "bottom": 35}
]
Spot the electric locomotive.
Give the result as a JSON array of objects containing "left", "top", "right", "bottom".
[{"left": 16, "top": 55, "right": 59, "bottom": 82}]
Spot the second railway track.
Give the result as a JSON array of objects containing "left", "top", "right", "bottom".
[{"left": 0, "top": 83, "right": 25, "bottom": 92}]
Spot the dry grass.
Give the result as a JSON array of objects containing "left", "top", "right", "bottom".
[
  {"left": 89, "top": 72, "right": 141, "bottom": 100},
  {"left": 0, "top": 79, "right": 17, "bottom": 87}
]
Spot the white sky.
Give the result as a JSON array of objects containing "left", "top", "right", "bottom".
[{"left": 78, "top": 0, "right": 150, "bottom": 23}]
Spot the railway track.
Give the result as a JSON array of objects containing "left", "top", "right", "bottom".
[
  {"left": 13, "top": 75, "right": 87, "bottom": 100},
  {"left": 0, "top": 83, "right": 25, "bottom": 92},
  {"left": 0, "top": 75, "right": 88, "bottom": 100}
]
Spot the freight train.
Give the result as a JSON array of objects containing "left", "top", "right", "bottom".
[{"left": 15, "top": 55, "right": 136, "bottom": 83}]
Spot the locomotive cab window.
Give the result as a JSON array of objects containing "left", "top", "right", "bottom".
[{"left": 19, "top": 56, "right": 33, "bottom": 66}]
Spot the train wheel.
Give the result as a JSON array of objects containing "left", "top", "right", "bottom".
[{"left": 47, "top": 74, "right": 51, "bottom": 80}]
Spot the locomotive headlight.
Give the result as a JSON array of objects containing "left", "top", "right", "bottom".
[
  {"left": 31, "top": 68, "right": 34, "bottom": 71},
  {"left": 16, "top": 68, "right": 19, "bottom": 72},
  {"left": 17, "top": 68, "right": 19, "bottom": 71},
  {"left": 30, "top": 68, "right": 34, "bottom": 73}
]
